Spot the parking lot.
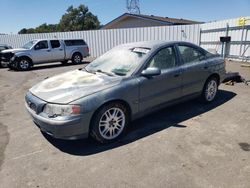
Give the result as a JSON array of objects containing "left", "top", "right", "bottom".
[{"left": 0, "top": 59, "right": 249, "bottom": 188}]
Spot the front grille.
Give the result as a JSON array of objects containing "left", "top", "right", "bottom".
[{"left": 1, "top": 52, "right": 14, "bottom": 62}]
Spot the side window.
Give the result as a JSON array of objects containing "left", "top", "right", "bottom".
[
  {"left": 0, "top": 46, "right": 5, "bottom": 51},
  {"left": 147, "top": 46, "right": 176, "bottom": 70},
  {"left": 178, "top": 45, "right": 206, "bottom": 64},
  {"left": 34, "top": 41, "right": 48, "bottom": 50},
  {"left": 50, "top": 40, "right": 60, "bottom": 48},
  {"left": 64, "top": 40, "right": 86, "bottom": 46}
]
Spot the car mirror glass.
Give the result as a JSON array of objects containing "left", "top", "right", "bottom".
[{"left": 141, "top": 67, "right": 161, "bottom": 77}]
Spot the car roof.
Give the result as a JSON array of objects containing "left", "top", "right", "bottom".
[
  {"left": 33, "top": 39, "right": 84, "bottom": 41},
  {"left": 117, "top": 40, "right": 200, "bottom": 50}
]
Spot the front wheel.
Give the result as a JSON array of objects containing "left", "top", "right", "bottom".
[
  {"left": 201, "top": 77, "right": 218, "bottom": 103},
  {"left": 17, "top": 57, "right": 31, "bottom": 71},
  {"left": 71, "top": 53, "right": 82, "bottom": 64},
  {"left": 90, "top": 103, "right": 129, "bottom": 143}
]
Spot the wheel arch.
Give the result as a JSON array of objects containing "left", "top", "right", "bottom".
[
  {"left": 71, "top": 51, "right": 83, "bottom": 59},
  {"left": 206, "top": 73, "right": 220, "bottom": 85},
  {"left": 89, "top": 99, "right": 132, "bottom": 129},
  {"left": 17, "top": 55, "right": 33, "bottom": 65}
]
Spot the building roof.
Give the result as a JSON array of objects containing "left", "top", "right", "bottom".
[{"left": 102, "top": 13, "right": 203, "bottom": 29}]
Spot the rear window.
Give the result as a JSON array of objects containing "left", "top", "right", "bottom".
[
  {"left": 64, "top": 40, "right": 86, "bottom": 46},
  {"left": 50, "top": 40, "right": 61, "bottom": 48}
]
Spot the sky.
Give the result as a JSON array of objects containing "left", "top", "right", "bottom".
[{"left": 0, "top": 0, "right": 249, "bottom": 34}]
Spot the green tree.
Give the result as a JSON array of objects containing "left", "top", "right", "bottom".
[
  {"left": 18, "top": 28, "right": 28, "bottom": 34},
  {"left": 18, "top": 4, "right": 100, "bottom": 34},
  {"left": 35, "top": 23, "right": 59, "bottom": 33},
  {"left": 59, "top": 5, "right": 100, "bottom": 31}
]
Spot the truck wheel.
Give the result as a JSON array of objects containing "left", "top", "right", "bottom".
[
  {"left": 17, "top": 57, "right": 31, "bottom": 71},
  {"left": 72, "top": 53, "right": 82, "bottom": 64},
  {"left": 0, "top": 61, "right": 8, "bottom": 68},
  {"left": 90, "top": 102, "right": 129, "bottom": 144}
]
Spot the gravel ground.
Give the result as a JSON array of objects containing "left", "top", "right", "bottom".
[{"left": 0, "top": 59, "right": 249, "bottom": 188}]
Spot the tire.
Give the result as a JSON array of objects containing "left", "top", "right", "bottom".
[
  {"left": 201, "top": 77, "right": 218, "bottom": 103},
  {"left": 0, "top": 61, "right": 8, "bottom": 68},
  {"left": 90, "top": 102, "right": 129, "bottom": 144},
  {"left": 17, "top": 57, "right": 31, "bottom": 71},
  {"left": 71, "top": 53, "right": 82, "bottom": 64},
  {"left": 8, "top": 61, "right": 18, "bottom": 71}
]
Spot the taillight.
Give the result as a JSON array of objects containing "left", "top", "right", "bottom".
[{"left": 86, "top": 47, "right": 89, "bottom": 54}]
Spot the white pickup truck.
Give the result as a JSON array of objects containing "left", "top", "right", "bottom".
[{"left": 1, "top": 39, "right": 89, "bottom": 70}]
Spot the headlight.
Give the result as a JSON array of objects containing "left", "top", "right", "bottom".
[{"left": 43, "top": 104, "right": 81, "bottom": 117}]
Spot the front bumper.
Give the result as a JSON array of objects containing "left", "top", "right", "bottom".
[
  {"left": 1, "top": 52, "right": 14, "bottom": 62},
  {"left": 25, "top": 92, "right": 92, "bottom": 140}
]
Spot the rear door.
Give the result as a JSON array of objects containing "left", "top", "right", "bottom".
[
  {"left": 176, "top": 44, "right": 210, "bottom": 96},
  {"left": 138, "top": 46, "right": 182, "bottom": 112},
  {"left": 49, "top": 40, "right": 65, "bottom": 61}
]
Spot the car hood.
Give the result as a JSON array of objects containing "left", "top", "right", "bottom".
[
  {"left": 29, "top": 69, "right": 123, "bottom": 104},
  {"left": 1, "top": 48, "right": 27, "bottom": 53}
]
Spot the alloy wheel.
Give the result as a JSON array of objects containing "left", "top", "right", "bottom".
[
  {"left": 19, "top": 60, "right": 29, "bottom": 70},
  {"left": 205, "top": 80, "right": 217, "bottom": 101},
  {"left": 98, "top": 107, "right": 126, "bottom": 140}
]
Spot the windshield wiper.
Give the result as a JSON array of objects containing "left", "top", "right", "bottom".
[
  {"left": 83, "top": 67, "right": 96, "bottom": 74},
  {"left": 112, "top": 71, "right": 126, "bottom": 76},
  {"left": 96, "top": 69, "right": 114, "bottom": 76},
  {"left": 111, "top": 69, "right": 127, "bottom": 76}
]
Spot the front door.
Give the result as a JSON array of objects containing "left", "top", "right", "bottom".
[
  {"left": 32, "top": 40, "right": 51, "bottom": 63},
  {"left": 138, "top": 46, "right": 182, "bottom": 112}
]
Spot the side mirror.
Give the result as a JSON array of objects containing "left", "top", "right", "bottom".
[
  {"left": 141, "top": 67, "right": 161, "bottom": 77},
  {"left": 34, "top": 45, "right": 39, "bottom": 50}
]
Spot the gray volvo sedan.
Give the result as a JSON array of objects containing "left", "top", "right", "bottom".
[{"left": 25, "top": 41, "right": 226, "bottom": 143}]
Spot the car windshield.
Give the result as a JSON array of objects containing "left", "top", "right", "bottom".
[
  {"left": 22, "top": 40, "right": 37, "bottom": 49},
  {"left": 85, "top": 47, "right": 150, "bottom": 76}
]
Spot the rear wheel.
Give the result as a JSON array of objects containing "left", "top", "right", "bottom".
[
  {"left": 71, "top": 53, "right": 82, "bottom": 64},
  {"left": 17, "top": 57, "right": 31, "bottom": 71},
  {"left": 90, "top": 103, "right": 129, "bottom": 143},
  {"left": 201, "top": 77, "right": 218, "bottom": 103}
]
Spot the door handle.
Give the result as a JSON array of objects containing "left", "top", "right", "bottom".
[
  {"left": 174, "top": 73, "right": 180, "bottom": 77},
  {"left": 59, "top": 49, "right": 63, "bottom": 51},
  {"left": 204, "top": 66, "right": 208, "bottom": 69},
  {"left": 47, "top": 50, "right": 51, "bottom": 52}
]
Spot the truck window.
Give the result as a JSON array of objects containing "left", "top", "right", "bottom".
[
  {"left": 50, "top": 40, "right": 61, "bottom": 48},
  {"left": 34, "top": 41, "right": 48, "bottom": 50},
  {"left": 64, "top": 40, "right": 86, "bottom": 46}
]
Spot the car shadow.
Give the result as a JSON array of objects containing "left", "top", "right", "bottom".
[
  {"left": 7, "top": 61, "right": 90, "bottom": 72},
  {"left": 43, "top": 89, "right": 236, "bottom": 156}
]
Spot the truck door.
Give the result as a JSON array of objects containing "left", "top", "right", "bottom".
[
  {"left": 50, "top": 40, "right": 65, "bottom": 61},
  {"left": 32, "top": 40, "right": 51, "bottom": 63}
]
